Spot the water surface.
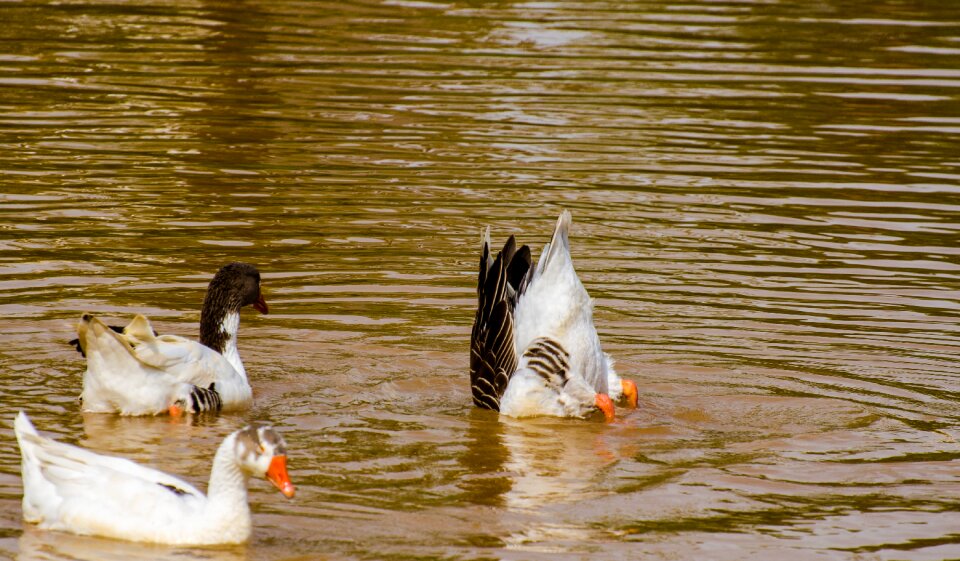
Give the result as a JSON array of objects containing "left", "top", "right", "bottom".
[{"left": 1, "top": 0, "right": 960, "bottom": 559}]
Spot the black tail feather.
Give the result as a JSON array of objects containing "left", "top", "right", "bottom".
[
  {"left": 469, "top": 233, "right": 532, "bottom": 411},
  {"left": 506, "top": 244, "right": 532, "bottom": 301},
  {"left": 189, "top": 383, "right": 223, "bottom": 414}
]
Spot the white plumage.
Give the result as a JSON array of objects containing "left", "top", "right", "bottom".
[{"left": 14, "top": 411, "right": 294, "bottom": 545}]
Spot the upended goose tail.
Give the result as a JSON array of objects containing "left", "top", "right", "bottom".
[{"left": 468, "top": 211, "right": 630, "bottom": 420}]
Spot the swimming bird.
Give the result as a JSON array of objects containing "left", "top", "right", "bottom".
[
  {"left": 470, "top": 211, "right": 638, "bottom": 421},
  {"left": 14, "top": 411, "right": 294, "bottom": 545},
  {"left": 75, "top": 262, "right": 267, "bottom": 416}
]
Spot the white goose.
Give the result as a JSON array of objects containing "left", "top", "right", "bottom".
[
  {"left": 14, "top": 411, "right": 295, "bottom": 545},
  {"left": 75, "top": 262, "right": 268, "bottom": 416},
  {"left": 470, "top": 211, "right": 638, "bottom": 421}
]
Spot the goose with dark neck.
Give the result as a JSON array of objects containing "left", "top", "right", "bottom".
[{"left": 76, "top": 262, "right": 268, "bottom": 416}]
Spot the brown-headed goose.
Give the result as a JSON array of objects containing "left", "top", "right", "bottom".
[
  {"left": 470, "top": 211, "right": 638, "bottom": 421},
  {"left": 75, "top": 262, "right": 267, "bottom": 416},
  {"left": 14, "top": 411, "right": 294, "bottom": 545}
]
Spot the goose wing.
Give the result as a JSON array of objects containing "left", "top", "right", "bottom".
[
  {"left": 122, "top": 315, "right": 231, "bottom": 388},
  {"left": 125, "top": 315, "right": 246, "bottom": 411},
  {"left": 470, "top": 229, "right": 532, "bottom": 410}
]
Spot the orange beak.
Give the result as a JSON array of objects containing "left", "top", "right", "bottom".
[
  {"left": 253, "top": 292, "right": 268, "bottom": 314},
  {"left": 266, "top": 455, "right": 295, "bottom": 498},
  {"left": 621, "top": 379, "right": 638, "bottom": 408},
  {"left": 168, "top": 404, "right": 184, "bottom": 417},
  {"left": 595, "top": 393, "right": 615, "bottom": 423}
]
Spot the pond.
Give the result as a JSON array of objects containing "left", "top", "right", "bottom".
[{"left": 1, "top": 0, "right": 960, "bottom": 559}]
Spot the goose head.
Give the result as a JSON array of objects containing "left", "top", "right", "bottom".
[
  {"left": 204, "top": 262, "right": 268, "bottom": 317},
  {"left": 199, "top": 262, "right": 267, "bottom": 354},
  {"left": 235, "top": 424, "right": 295, "bottom": 498}
]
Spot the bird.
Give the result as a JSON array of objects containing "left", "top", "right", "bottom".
[
  {"left": 469, "top": 211, "right": 638, "bottom": 421},
  {"left": 14, "top": 411, "right": 295, "bottom": 546},
  {"left": 74, "top": 262, "right": 268, "bottom": 416}
]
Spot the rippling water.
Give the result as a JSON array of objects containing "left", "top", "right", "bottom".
[{"left": 2, "top": 0, "right": 960, "bottom": 559}]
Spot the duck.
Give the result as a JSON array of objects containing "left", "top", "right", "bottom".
[
  {"left": 14, "top": 411, "right": 295, "bottom": 545},
  {"left": 469, "top": 211, "right": 638, "bottom": 421},
  {"left": 75, "top": 262, "right": 268, "bottom": 416}
]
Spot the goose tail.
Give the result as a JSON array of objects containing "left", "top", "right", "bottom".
[
  {"left": 77, "top": 313, "right": 180, "bottom": 415},
  {"left": 14, "top": 410, "right": 37, "bottom": 442}
]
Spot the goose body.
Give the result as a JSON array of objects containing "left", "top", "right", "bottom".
[
  {"left": 470, "top": 211, "right": 638, "bottom": 420},
  {"left": 14, "top": 411, "right": 294, "bottom": 545},
  {"left": 77, "top": 262, "right": 267, "bottom": 416}
]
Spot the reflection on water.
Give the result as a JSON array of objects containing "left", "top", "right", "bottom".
[
  {"left": 77, "top": 412, "right": 245, "bottom": 469},
  {"left": 499, "top": 417, "right": 618, "bottom": 511},
  {"left": 1, "top": 0, "right": 960, "bottom": 559},
  {"left": 17, "top": 529, "right": 248, "bottom": 561},
  {"left": 458, "top": 410, "right": 511, "bottom": 507}
]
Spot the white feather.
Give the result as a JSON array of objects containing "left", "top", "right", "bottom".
[{"left": 217, "top": 311, "right": 245, "bottom": 378}]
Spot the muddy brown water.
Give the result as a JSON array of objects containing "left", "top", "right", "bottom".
[{"left": 1, "top": 1, "right": 960, "bottom": 559}]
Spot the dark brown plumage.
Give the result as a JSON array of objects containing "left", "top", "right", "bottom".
[{"left": 469, "top": 233, "right": 532, "bottom": 411}]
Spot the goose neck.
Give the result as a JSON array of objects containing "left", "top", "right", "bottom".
[
  {"left": 206, "top": 432, "right": 250, "bottom": 510},
  {"left": 200, "top": 304, "right": 246, "bottom": 377}
]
